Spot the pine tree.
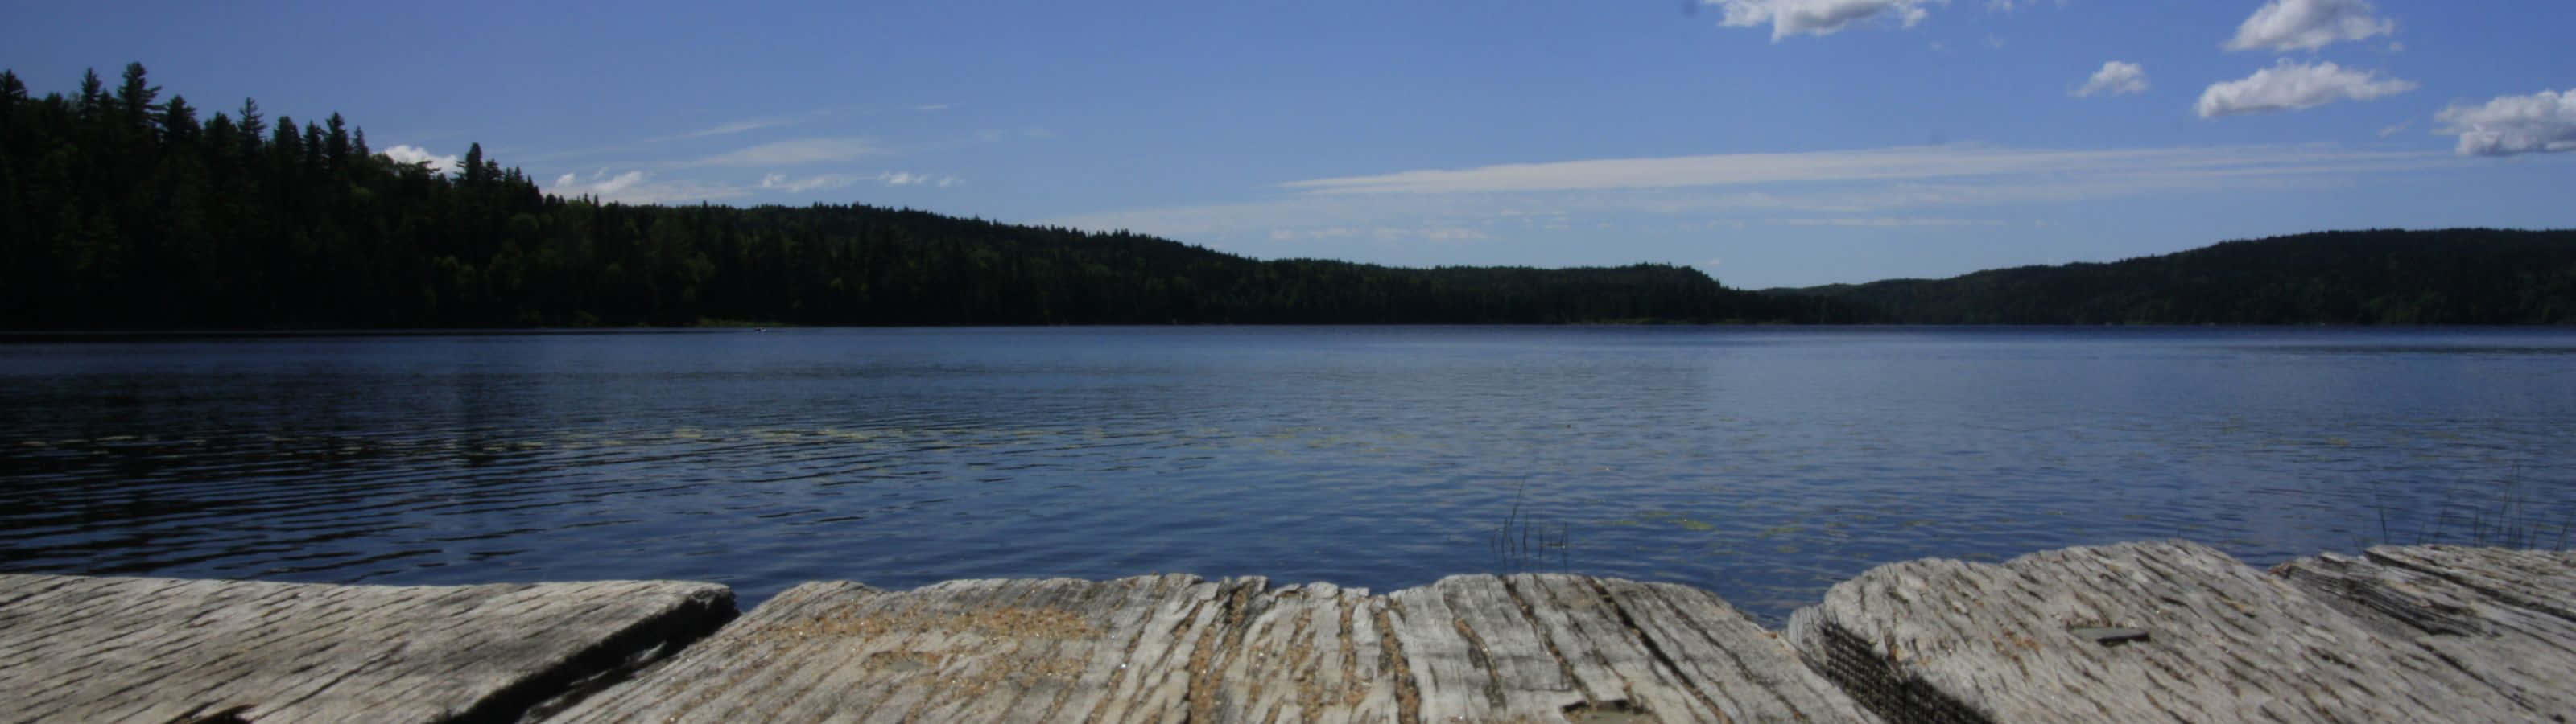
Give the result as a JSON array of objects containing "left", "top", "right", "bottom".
[
  {"left": 159, "top": 95, "right": 198, "bottom": 146},
  {"left": 76, "top": 68, "right": 103, "bottom": 121},
  {"left": 234, "top": 97, "right": 265, "bottom": 155},
  {"left": 115, "top": 63, "right": 158, "bottom": 134},
  {"left": 324, "top": 113, "right": 350, "bottom": 172},
  {"left": 461, "top": 142, "right": 485, "bottom": 184}
]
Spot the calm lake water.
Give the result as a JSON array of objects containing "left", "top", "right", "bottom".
[{"left": 3, "top": 327, "right": 2571, "bottom": 622}]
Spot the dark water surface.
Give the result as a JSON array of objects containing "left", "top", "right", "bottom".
[{"left": 5, "top": 327, "right": 2571, "bottom": 622}]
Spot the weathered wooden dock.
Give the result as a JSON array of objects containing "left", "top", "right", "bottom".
[
  {"left": 5, "top": 541, "right": 2572, "bottom": 722},
  {"left": 0, "top": 574, "right": 732, "bottom": 723}
]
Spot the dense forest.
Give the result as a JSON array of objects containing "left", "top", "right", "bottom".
[
  {"left": 6, "top": 65, "right": 2570, "bottom": 329},
  {"left": 1767, "top": 228, "right": 2576, "bottom": 324},
  {"left": 0, "top": 64, "right": 1820, "bottom": 329}
]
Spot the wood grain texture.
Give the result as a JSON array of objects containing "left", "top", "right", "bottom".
[
  {"left": 559, "top": 573, "right": 1876, "bottom": 723},
  {"left": 22, "top": 542, "right": 2573, "bottom": 723},
  {"left": 0, "top": 574, "right": 733, "bottom": 724},
  {"left": 1784, "top": 540, "right": 2545, "bottom": 723},
  {"left": 2274, "top": 545, "right": 2576, "bottom": 715}
]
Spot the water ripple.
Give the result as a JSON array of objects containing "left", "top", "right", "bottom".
[{"left": 2, "top": 327, "right": 2573, "bottom": 621}]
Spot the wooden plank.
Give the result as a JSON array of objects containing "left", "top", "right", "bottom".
[
  {"left": 551, "top": 574, "right": 1253, "bottom": 723},
  {"left": 1784, "top": 540, "right": 2541, "bottom": 722},
  {"left": 1583, "top": 577, "right": 1881, "bottom": 722},
  {"left": 1382, "top": 574, "right": 1574, "bottom": 721},
  {"left": 1188, "top": 582, "right": 1403, "bottom": 723},
  {"left": 1377, "top": 574, "right": 1879, "bottom": 723},
  {"left": 2360, "top": 545, "right": 2576, "bottom": 622},
  {"left": 2274, "top": 547, "right": 2576, "bottom": 714},
  {"left": 568, "top": 572, "right": 1875, "bottom": 723},
  {"left": 23, "top": 545, "right": 2573, "bottom": 722},
  {"left": 0, "top": 573, "right": 732, "bottom": 724}
]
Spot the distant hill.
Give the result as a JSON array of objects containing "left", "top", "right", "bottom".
[{"left": 1764, "top": 229, "right": 2576, "bottom": 325}]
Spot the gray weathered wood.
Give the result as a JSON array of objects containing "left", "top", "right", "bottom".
[
  {"left": 2274, "top": 545, "right": 2576, "bottom": 714},
  {"left": 564, "top": 573, "right": 1875, "bottom": 723},
  {"left": 551, "top": 573, "right": 1254, "bottom": 723},
  {"left": 2362, "top": 545, "right": 2576, "bottom": 622},
  {"left": 1584, "top": 578, "right": 1880, "bottom": 723},
  {"left": 25, "top": 541, "right": 2573, "bottom": 722},
  {"left": 0, "top": 574, "right": 732, "bottom": 723},
  {"left": 1784, "top": 540, "right": 2543, "bottom": 722}
]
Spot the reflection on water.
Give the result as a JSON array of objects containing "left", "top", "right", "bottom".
[{"left": 2, "top": 327, "right": 2571, "bottom": 623}]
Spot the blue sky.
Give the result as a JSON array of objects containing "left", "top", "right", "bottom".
[{"left": 6, "top": 0, "right": 2571, "bottom": 287}]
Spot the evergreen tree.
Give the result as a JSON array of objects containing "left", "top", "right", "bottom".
[{"left": 114, "top": 63, "right": 157, "bottom": 134}]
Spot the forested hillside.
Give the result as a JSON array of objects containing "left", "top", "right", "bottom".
[
  {"left": 10, "top": 65, "right": 2568, "bottom": 329},
  {"left": 0, "top": 64, "right": 1814, "bottom": 329},
  {"left": 1765, "top": 229, "right": 2576, "bottom": 324}
]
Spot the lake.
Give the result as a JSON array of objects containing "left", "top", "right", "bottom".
[{"left": 3, "top": 326, "right": 2570, "bottom": 623}]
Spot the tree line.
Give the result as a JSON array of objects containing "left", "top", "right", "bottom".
[
  {"left": 2, "top": 64, "right": 1827, "bottom": 329},
  {"left": 1767, "top": 228, "right": 2576, "bottom": 325},
  {"left": 10, "top": 64, "right": 2566, "bottom": 329}
]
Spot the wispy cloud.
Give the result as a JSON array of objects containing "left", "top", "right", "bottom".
[
  {"left": 684, "top": 115, "right": 812, "bottom": 138},
  {"left": 972, "top": 127, "right": 1057, "bottom": 143},
  {"left": 1982, "top": 0, "right": 2065, "bottom": 11},
  {"left": 2436, "top": 88, "right": 2576, "bottom": 157},
  {"left": 1274, "top": 143, "right": 2420, "bottom": 195},
  {"left": 1048, "top": 142, "right": 2457, "bottom": 244},
  {"left": 691, "top": 137, "right": 881, "bottom": 167},
  {"left": 1265, "top": 226, "right": 1493, "bottom": 243},
  {"left": 2194, "top": 60, "right": 2415, "bottom": 118},
  {"left": 2073, "top": 61, "right": 2149, "bottom": 97},
  {"left": 1767, "top": 216, "right": 2008, "bottom": 228},
  {"left": 2224, "top": 0, "right": 2396, "bottom": 52},
  {"left": 757, "top": 173, "right": 861, "bottom": 193},
  {"left": 547, "top": 169, "right": 750, "bottom": 204},
  {"left": 1707, "top": 0, "right": 1944, "bottom": 41},
  {"left": 875, "top": 171, "right": 963, "bottom": 187}
]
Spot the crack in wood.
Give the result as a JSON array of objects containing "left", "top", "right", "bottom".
[{"left": 1375, "top": 598, "right": 1423, "bottom": 724}]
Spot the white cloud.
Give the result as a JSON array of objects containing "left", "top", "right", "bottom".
[
  {"left": 2376, "top": 121, "right": 2409, "bottom": 138},
  {"left": 381, "top": 145, "right": 460, "bottom": 174},
  {"left": 691, "top": 138, "right": 879, "bottom": 167},
  {"left": 1983, "top": 0, "right": 2065, "bottom": 10},
  {"left": 557, "top": 169, "right": 649, "bottom": 195},
  {"left": 874, "top": 171, "right": 963, "bottom": 187},
  {"left": 2435, "top": 89, "right": 2576, "bottom": 157},
  {"left": 1707, "top": 0, "right": 1945, "bottom": 40},
  {"left": 547, "top": 169, "right": 749, "bottom": 204},
  {"left": 2224, "top": 0, "right": 2395, "bottom": 52},
  {"left": 2074, "top": 61, "right": 2149, "bottom": 97},
  {"left": 758, "top": 173, "right": 861, "bottom": 193},
  {"left": 2194, "top": 60, "right": 2416, "bottom": 118}
]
